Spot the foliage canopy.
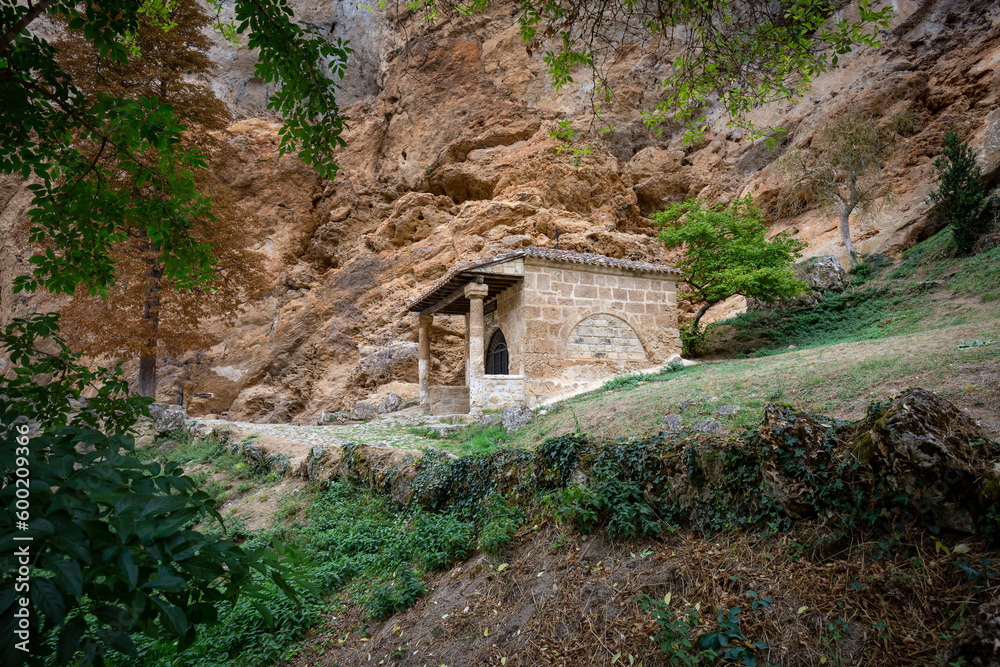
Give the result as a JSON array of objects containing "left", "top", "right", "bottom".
[
  {"left": 409, "top": 0, "right": 893, "bottom": 143},
  {"left": 1, "top": 0, "right": 345, "bottom": 662},
  {"left": 778, "top": 109, "right": 911, "bottom": 265},
  {"left": 652, "top": 195, "right": 807, "bottom": 352},
  {"left": 48, "top": 1, "right": 267, "bottom": 396},
  {"left": 1, "top": 0, "right": 349, "bottom": 298},
  {"left": 0, "top": 315, "right": 313, "bottom": 666}
]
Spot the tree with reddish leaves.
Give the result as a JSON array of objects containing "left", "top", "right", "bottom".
[{"left": 53, "top": 0, "right": 265, "bottom": 397}]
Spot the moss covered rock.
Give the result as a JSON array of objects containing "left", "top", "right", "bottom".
[{"left": 852, "top": 388, "right": 998, "bottom": 533}]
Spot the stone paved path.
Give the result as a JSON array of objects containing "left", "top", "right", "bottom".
[{"left": 189, "top": 408, "right": 465, "bottom": 456}]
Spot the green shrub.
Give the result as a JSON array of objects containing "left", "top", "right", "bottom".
[
  {"left": 363, "top": 566, "right": 426, "bottom": 621},
  {"left": 640, "top": 595, "right": 770, "bottom": 666},
  {"left": 848, "top": 253, "right": 892, "bottom": 286},
  {"left": 543, "top": 439, "right": 664, "bottom": 538},
  {"left": 535, "top": 434, "right": 590, "bottom": 489},
  {"left": 409, "top": 512, "right": 474, "bottom": 571},
  {"left": 639, "top": 594, "right": 716, "bottom": 665},
  {"left": 931, "top": 131, "right": 997, "bottom": 254},
  {"left": 477, "top": 499, "right": 525, "bottom": 553},
  {"left": 117, "top": 572, "right": 327, "bottom": 667}
]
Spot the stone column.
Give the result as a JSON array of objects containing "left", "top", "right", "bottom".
[
  {"left": 418, "top": 313, "right": 433, "bottom": 413},
  {"left": 465, "top": 282, "right": 489, "bottom": 417},
  {"left": 464, "top": 313, "right": 471, "bottom": 386}
]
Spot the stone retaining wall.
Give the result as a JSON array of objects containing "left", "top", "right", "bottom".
[{"left": 429, "top": 385, "right": 470, "bottom": 415}]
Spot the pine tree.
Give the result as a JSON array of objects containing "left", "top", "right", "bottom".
[{"left": 930, "top": 132, "right": 993, "bottom": 254}]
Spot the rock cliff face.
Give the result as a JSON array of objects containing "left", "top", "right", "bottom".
[{"left": 3, "top": 0, "right": 999, "bottom": 422}]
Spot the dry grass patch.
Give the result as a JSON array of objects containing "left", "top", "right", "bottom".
[{"left": 509, "top": 321, "right": 1000, "bottom": 450}]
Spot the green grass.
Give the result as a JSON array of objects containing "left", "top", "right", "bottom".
[
  {"left": 111, "top": 479, "right": 493, "bottom": 667},
  {"left": 449, "top": 423, "right": 509, "bottom": 456},
  {"left": 406, "top": 425, "right": 442, "bottom": 439},
  {"left": 706, "top": 233, "right": 1000, "bottom": 358}
]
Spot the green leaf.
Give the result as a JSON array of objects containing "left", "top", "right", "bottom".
[{"left": 151, "top": 598, "right": 189, "bottom": 637}]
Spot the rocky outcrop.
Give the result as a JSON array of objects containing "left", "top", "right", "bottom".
[
  {"left": 132, "top": 403, "right": 189, "bottom": 447},
  {"left": 500, "top": 405, "right": 533, "bottom": 432},
  {"left": 852, "top": 388, "right": 999, "bottom": 532},
  {"left": 378, "top": 393, "right": 404, "bottom": 414},
  {"left": 746, "top": 255, "right": 848, "bottom": 312},
  {"left": 350, "top": 402, "right": 379, "bottom": 421}
]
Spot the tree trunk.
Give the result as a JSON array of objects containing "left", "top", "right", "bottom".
[
  {"left": 692, "top": 301, "right": 715, "bottom": 331},
  {"left": 840, "top": 208, "right": 856, "bottom": 267},
  {"left": 137, "top": 355, "right": 157, "bottom": 398},
  {"left": 841, "top": 178, "right": 859, "bottom": 267},
  {"left": 137, "top": 233, "right": 163, "bottom": 399}
]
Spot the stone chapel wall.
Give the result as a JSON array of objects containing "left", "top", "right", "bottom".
[{"left": 520, "top": 259, "right": 680, "bottom": 404}]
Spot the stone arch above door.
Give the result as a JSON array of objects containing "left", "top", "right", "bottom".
[
  {"left": 486, "top": 328, "right": 509, "bottom": 375},
  {"left": 565, "top": 313, "right": 646, "bottom": 361}
]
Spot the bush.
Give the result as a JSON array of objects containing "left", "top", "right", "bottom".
[
  {"left": 543, "top": 439, "right": 665, "bottom": 538},
  {"left": 409, "top": 512, "right": 474, "bottom": 571},
  {"left": 931, "top": 132, "right": 997, "bottom": 254},
  {"left": 363, "top": 566, "right": 426, "bottom": 621},
  {"left": 477, "top": 499, "right": 525, "bottom": 553},
  {"left": 848, "top": 253, "right": 892, "bottom": 286}
]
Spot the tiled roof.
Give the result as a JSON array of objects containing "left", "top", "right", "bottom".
[
  {"left": 407, "top": 246, "right": 679, "bottom": 312},
  {"left": 520, "top": 246, "right": 681, "bottom": 275}
]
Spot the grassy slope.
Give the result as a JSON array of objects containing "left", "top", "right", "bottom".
[{"left": 503, "top": 235, "right": 1000, "bottom": 451}]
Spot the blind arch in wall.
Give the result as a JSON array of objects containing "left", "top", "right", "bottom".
[{"left": 566, "top": 314, "right": 645, "bottom": 360}]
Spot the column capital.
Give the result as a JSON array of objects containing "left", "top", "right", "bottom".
[
  {"left": 418, "top": 313, "right": 434, "bottom": 325},
  {"left": 464, "top": 282, "right": 489, "bottom": 299}
]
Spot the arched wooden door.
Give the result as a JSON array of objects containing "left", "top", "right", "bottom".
[{"left": 486, "top": 329, "right": 509, "bottom": 375}]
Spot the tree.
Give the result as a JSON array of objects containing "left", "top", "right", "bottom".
[
  {"left": 0, "top": 315, "right": 313, "bottom": 666},
  {"left": 51, "top": 0, "right": 229, "bottom": 130},
  {"left": 1, "top": 0, "right": 349, "bottom": 301},
  {"left": 50, "top": 1, "right": 265, "bottom": 397},
  {"left": 410, "top": 0, "right": 893, "bottom": 143},
  {"left": 778, "top": 109, "right": 909, "bottom": 266},
  {"left": 1, "top": 0, "right": 344, "bottom": 662},
  {"left": 59, "top": 188, "right": 267, "bottom": 398},
  {"left": 652, "top": 195, "right": 807, "bottom": 354},
  {"left": 930, "top": 131, "right": 998, "bottom": 254}
]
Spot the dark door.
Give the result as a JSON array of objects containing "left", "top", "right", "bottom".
[{"left": 486, "top": 329, "right": 509, "bottom": 375}]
